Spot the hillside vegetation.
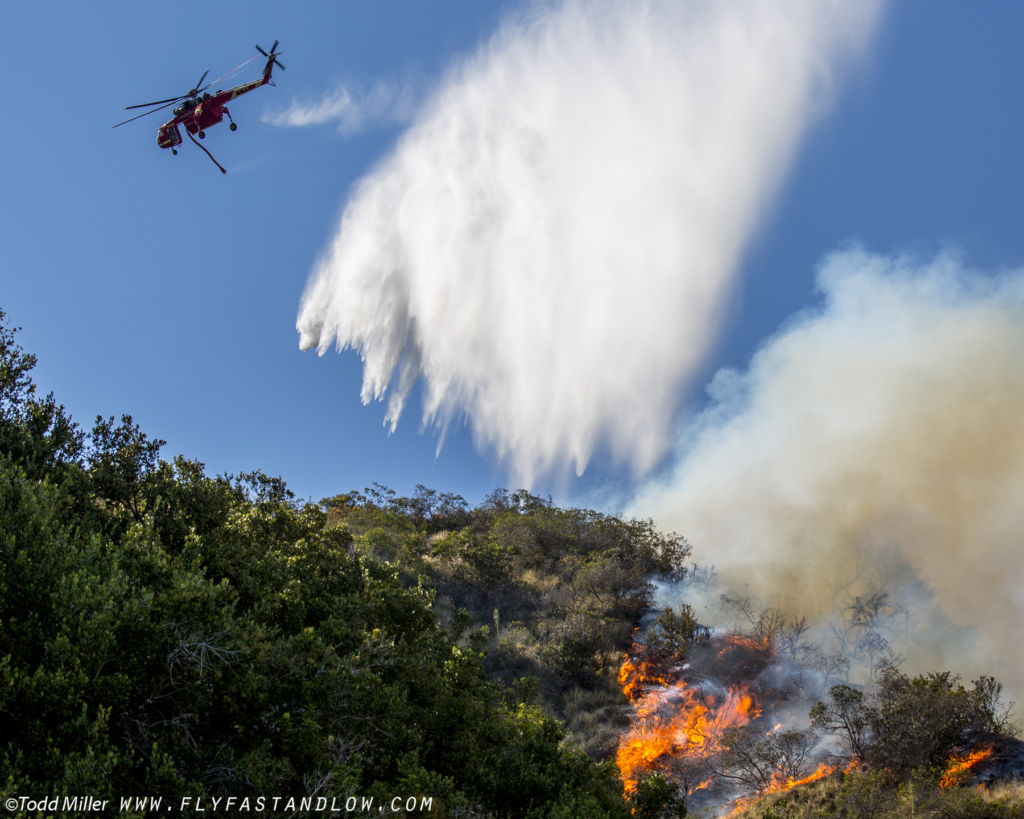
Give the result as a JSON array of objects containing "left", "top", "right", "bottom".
[
  {"left": 326, "top": 480, "right": 689, "bottom": 759},
  {"left": 8, "top": 306, "right": 1019, "bottom": 819},
  {"left": 733, "top": 771, "right": 1024, "bottom": 819},
  {"left": 0, "top": 310, "right": 688, "bottom": 817}
]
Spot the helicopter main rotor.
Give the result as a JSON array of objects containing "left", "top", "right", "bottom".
[{"left": 122, "top": 70, "right": 211, "bottom": 112}]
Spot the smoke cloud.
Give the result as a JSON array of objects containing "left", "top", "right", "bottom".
[
  {"left": 297, "top": 0, "right": 882, "bottom": 486},
  {"left": 632, "top": 247, "right": 1024, "bottom": 690}
]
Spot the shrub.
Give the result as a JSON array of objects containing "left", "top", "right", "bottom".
[
  {"left": 629, "top": 772, "right": 687, "bottom": 819},
  {"left": 812, "top": 664, "right": 1008, "bottom": 778},
  {"left": 720, "top": 726, "right": 819, "bottom": 796},
  {"left": 0, "top": 312, "right": 634, "bottom": 818}
]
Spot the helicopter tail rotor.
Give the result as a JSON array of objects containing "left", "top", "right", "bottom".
[{"left": 256, "top": 41, "right": 285, "bottom": 72}]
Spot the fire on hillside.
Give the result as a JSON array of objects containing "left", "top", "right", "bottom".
[
  {"left": 616, "top": 643, "right": 757, "bottom": 793},
  {"left": 938, "top": 747, "right": 994, "bottom": 790},
  {"left": 616, "top": 621, "right": 1017, "bottom": 816},
  {"left": 616, "top": 629, "right": 841, "bottom": 812}
]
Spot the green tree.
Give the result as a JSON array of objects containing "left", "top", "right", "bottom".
[
  {"left": 0, "top": 309, "right": 83, "bottom": 484},
  {"left": 628, "top": 772, "right": 687, "bottom": 819},
  {"left": 645, "top": 604, "right": 711, "bottom": 661},
  {"left": 811, "top": 664, "right": 1010, "bottom": 779},
  {"left": 866, "top": 666, "right": 1003, "bottom": 777},
  {"left": 809, "top": 684, "right": 868, "bottom": 759},
  {"left": 0, "top": 311, "right": 634, "bottom": 817}
]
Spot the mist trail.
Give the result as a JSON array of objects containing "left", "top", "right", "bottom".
[
  {"left": 631, "top": 247, "right": 1024, "bottom": 695},
  {"left": 297, "top": 0, "right": 883, "bottom": 487}
]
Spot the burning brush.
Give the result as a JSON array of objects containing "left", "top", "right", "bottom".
[
  {"left": 616, "top": 600, "right": 1022, "bottom": 816},
  {"left": 616, "top": 607, "right": 849, "bottom": 813}
]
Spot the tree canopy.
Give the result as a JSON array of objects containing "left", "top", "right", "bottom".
[{"left": 0, "top": 309, "right": 651, "bottom": 818}]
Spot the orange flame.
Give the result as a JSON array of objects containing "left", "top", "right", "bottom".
[
  {"left": 619, "top": 654, "right": 669, "bottom": 701},
  {"left": 939, "top": 747, "right": 993, "bottom": 790},
  {"left": 616, "top": 632, "right": 849, "bottom": 805},
  {"left": 766, "top": 760, "right": 856, "bottom": 794},
  {"left": 725, "top": 761, "right": 857, "bottom": 816},
  {"left": 616, "top": 645, "right": 759, "bottom": 793}
]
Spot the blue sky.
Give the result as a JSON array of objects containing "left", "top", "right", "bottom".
[{"left": 3, "top": 0, "right": 1022, "bottom": 508}]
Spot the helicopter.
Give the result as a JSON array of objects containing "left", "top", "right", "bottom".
[{"left": 115, "top": 41, "right": 285, "bottom": 173}]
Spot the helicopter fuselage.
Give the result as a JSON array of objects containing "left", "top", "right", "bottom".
[{"left": 155, "top": 56, "right": 276, "bottom": 150}]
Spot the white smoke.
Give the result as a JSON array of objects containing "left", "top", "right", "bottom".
[
  {"left": 297, "top": 0, "right": 883, "bottom": 487},
  {"left": 632, "top": 247, "right": 1024, "bottom": 690},
  {"left": 264, "top": 79, "right": 419, "bottom": 134}
]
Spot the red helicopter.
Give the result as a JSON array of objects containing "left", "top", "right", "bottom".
[{"left": 115, "top": 42, "right": 285, "bottom": 173}]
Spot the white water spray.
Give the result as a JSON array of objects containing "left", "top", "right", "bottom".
[{"left": 297, "top": 0, "right": 882, "bottom": 486}]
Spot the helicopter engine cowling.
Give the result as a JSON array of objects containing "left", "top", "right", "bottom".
[{"left": 157, "top": 124, "right": 183, "bottom": 150}]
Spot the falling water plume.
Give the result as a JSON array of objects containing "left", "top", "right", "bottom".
[{"left": 297, "top": 0, "right": 882, "bottom": 487}]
